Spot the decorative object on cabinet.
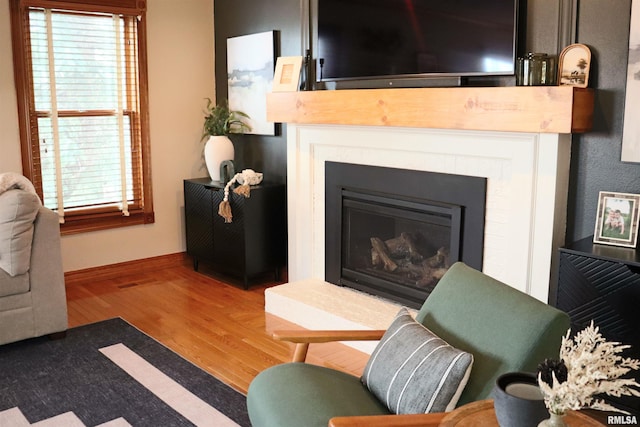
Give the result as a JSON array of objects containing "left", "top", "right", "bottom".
[
  {"left": 227, "top": 30, "right": 276, "bottom": 135},
  {"left": 556, "top": 237, "right": 640, "bottom": 415},
  {"left": 621, "top": 0, "right": 640, "bottom": 162},
  {"left": 203, "top": 136, "right": 234, "bottom": 182},
  {"left": 219, "top": 160, "right": 235, "bottom": 184},
  {"left": 201, "top": 98, "right": 250, "bottom": 137},
  {"left": 201, "top": 98, "right": 250, "bottom": 181},
  {"left": 218, "top": 169, "right": 264, "bottom": 223},
  {"left": 558, "top": 43, "right": 591, "bottom": 88},
  {"left": 593, "top": 191, "right": 640, "bottom": 248},
  {"left": 183, "top": 178, "right": 285, "bottom": 289},
  {"left": 272, "top": 56, "right": 303, "bottom": 92}
]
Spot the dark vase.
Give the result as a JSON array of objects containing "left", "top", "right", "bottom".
[{"left": 492, "top": 372, "right": 549, "bottom": 427}]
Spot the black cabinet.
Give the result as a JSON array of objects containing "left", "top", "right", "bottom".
[
  {"left": 184, "top": 178, "right": 286, "bottom": 288},
  {"left": 557, "top": 237, "right": 640, "bottom": 415}
]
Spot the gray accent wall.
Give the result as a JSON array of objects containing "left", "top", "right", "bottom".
[
  {"left": 569, "top": 0, "right": 639, "bottom": 242},
  {"left": 213, "top": 0, "right": 303, "bottom": 185},
  {"left": 214, "top": 0, "right": 640, "bottom": 243}
]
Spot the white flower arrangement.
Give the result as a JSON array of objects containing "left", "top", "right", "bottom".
[{"left": 537, "top": 321, "right": 640, "bottom": 415}]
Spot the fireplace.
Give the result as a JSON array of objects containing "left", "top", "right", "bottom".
[
  {"left": 264, "top": 88, "right": 589, "bottom": 353},
  {"left": 280, "top": 122, "right": 571, "bottom": 303},
  {"left": 325, "top": 162, "right": 486, "bottom": 307}
]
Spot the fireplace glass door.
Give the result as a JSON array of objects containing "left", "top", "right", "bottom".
[
  {"left": 340, "top": 190, "right": 462, "bottom": 307},
  {"left": 325, "top": 161, "right": 486, "bottom": 308}
]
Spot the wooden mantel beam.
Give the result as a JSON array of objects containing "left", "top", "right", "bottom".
[{"left": 266, "top": 86, "right": 594, "bottom": 134}]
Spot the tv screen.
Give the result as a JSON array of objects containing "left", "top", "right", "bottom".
[{"left": 315, "top": 0, "right": 518, "bottom": 84}]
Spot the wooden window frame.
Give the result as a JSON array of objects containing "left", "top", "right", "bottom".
[{"left": 9, "top": 0, "right": 154, "bottom": 235}]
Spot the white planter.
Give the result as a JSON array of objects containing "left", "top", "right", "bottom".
[{"left": 204, "top": 135, "right": 234, "bottom": 181}]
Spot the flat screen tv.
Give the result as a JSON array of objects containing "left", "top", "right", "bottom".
[{"left": 313, "top": 0, "right": 520, "bottom": 88}]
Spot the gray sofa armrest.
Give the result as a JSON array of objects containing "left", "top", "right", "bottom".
[{"left": 30, "top": 207, "right": 68, "bottom": 336}]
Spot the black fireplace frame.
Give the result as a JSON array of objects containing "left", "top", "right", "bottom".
[{"left": 325, "top": 162, "right": 487, "bottom": 307}]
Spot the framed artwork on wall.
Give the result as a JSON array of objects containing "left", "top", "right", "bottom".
[
  {"left": 558, "top": 43, "right": 591, "bottom": 88},
  {"left": 622, "top": 0, "right": 640, "bottom": 162},
  {"left": 227, "top": 31, "right": 276, "bottom": 136},
  {"left": 593, "top": 191, "right": 640, "bottom": 248}
]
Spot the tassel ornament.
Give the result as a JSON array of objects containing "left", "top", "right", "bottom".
[
  {"left": 218, "top": 200, "right": 232, "bottom": 223},
  {"left": 217, "top": 169, "right": 263, "bottom": 223},
  {"left": 234, "top": 183, "right": 251, "bottom": 197}
]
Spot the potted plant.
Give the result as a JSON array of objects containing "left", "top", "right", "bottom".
[{"left": 201, "top": 98, "right": 251, "bottom": 181}]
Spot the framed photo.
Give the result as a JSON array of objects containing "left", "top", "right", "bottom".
[
  {"left": 593, "top": 191, "right": 640, "bottom": 248},
  {"left": 272, "top": 56, "right": 303, "bottom": 92},
  {"left": 558, "top": 43, "right": 591, "bottom": 88},
  {"left": 227, "top": 31, "right": 276, "bottom": 136}
]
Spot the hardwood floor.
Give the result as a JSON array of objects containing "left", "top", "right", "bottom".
[{"left": 65, "top": 253, "right": 369, "bottom": 394}]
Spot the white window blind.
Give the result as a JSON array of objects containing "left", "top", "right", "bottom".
[{"left": 28, "top": 7, "right": 141, "bottom": 220}]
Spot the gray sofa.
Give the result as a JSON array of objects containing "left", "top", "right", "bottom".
[{"left": 0, "top": 189, "right": 68, "bottom": 345}]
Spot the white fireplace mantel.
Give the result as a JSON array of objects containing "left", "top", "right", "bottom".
[{"left": 268, "top": 87, "right": 595, "bottom": 304}]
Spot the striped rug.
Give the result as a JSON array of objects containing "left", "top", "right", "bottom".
[{"left": 0, "top": 318, "right": 250, "bottom": 426}]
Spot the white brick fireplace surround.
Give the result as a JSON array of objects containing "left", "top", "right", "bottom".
[{"left": 264, "top": 87, "right": 594, "bottom": 349}]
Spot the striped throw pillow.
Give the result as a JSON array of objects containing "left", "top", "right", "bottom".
[{"left": 361, "top": 308, "right": 473, "bottom": 414}]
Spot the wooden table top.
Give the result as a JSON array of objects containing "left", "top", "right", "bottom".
[{"left": 440, "top": 400, "right": 605, "bottom": 427}]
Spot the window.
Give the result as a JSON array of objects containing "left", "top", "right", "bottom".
[{"left": 10, "top": 0, "right": 154, "bottom": 234}]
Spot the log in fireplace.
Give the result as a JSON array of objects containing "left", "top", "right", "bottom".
[{"left": 325, "top": 162, "right": 486, "bottom": 308}]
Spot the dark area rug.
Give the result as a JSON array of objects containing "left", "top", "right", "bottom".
[{"left": 0, "top": 318, "right": 250, "bottom": 426}]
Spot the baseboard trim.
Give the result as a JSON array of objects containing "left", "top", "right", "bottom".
[{"left": 64, "top": 252, "right": 188, "bottom": 286}]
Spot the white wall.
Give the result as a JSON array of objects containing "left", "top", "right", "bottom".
[{"left": 0, "top": 0, "right": 216, "bottom": 271}]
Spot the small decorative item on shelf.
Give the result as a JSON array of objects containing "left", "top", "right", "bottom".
[
  {"left": 536, "top": 321, "right": 640, "bottom": 427},
  {"left": 593, "top": 191, "right": 640, "bottom": 248},
  {"left": 218, "top": 169, "right": 264, "bottom": 223},
  {"left": 219, "top": 160, "right": 235, "bottom": 184},
  {"left": 272, "top": 56, "right": 303, "bottom": 92},
  {"left": 558, "top": 43, "right": 591, "bottom": 88},
  {"left": 516, "top": 53, "right": 557, "bottom": 86},
  {"left": 201, "top": 98, "right": 250, "bottom": 181}
]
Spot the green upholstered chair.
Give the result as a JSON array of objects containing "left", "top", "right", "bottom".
[{"left": 247, "top": 262, "right": 570, "bottom": 427}]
